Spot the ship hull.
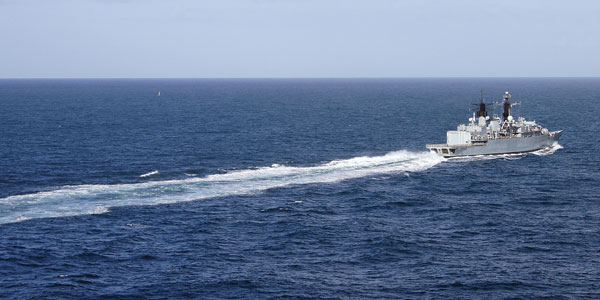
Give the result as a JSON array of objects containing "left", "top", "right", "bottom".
[{"left": 427, "top": 131, "right": 562, "bottom": 158}]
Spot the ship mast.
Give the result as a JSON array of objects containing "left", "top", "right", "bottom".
[
  {"left": 502, "top": 91, "right": 511, "bottom": 121},
  {"left": 477, "top": 89, "right": 488, "bottom": 118}
]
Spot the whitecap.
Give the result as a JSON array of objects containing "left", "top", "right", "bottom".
[{"left": 140, "top": 170, "right": 160, "bottom": 178}]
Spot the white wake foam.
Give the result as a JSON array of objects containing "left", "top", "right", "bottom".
[{"left": 0, "top": 150, "right": 444, "bottom": 224}]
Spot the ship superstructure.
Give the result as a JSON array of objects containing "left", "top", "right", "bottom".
[{"left": 426, "top": 91, "right": 562, "bottom": 157}]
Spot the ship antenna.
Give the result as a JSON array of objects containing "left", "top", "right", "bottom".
[
  {"left": 476, "top": 89, "right": 488, "bottom": 118},
  {"left": 480, "top": 89, "right": 484, "bottom": 103}
]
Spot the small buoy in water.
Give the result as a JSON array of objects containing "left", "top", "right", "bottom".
[{"left": 157, "top": 91, "right": 161, "bottom": 96}]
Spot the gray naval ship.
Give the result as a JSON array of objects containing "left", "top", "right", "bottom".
[{"left": 426, "top": 91, "right": 562, "bottom": 158}]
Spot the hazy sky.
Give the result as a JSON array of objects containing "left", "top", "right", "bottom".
[{"left": 1, "top": 0, "right": 599, "bottom": 78}]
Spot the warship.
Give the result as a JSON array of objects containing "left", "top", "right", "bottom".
[{"left": 426, "top": 91, "right": 562, "bottom": 158}]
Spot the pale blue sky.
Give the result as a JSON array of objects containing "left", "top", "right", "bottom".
[{"left": 1, "top": 0, "right": 599, "bottom": 78}]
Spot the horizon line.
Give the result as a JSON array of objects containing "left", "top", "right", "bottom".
[{"left": 1, "top": 76, "right": 600, "bottom": 80}]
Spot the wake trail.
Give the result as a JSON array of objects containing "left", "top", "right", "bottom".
[{"left": 0, "top": 150, "right": 444, "bottom": 224}]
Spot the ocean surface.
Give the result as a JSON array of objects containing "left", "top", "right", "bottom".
[{"left": 0, "top": 78, "right": 598, "bottom": 299}]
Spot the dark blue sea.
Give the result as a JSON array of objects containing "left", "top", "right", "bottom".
[{"left": 1, "top": 78, "right": 599, "bottom": 299}]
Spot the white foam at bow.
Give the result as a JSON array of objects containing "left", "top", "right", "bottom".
[
  {"left": 532, "top": 142, "right": 563, "bottom": 156},
  {"left": 0, "top": 150, "right": 444, "bottom": 224}
]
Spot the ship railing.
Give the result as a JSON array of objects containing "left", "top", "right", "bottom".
[{"left": 425, "top": 144, "right": 447, "bottom": 148}]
